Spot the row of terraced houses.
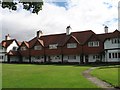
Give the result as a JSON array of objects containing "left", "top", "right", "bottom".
[{"left": 0, "top": 26, "right": 120, "bottom": 64}]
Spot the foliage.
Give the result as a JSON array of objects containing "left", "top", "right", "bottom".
[{"left": 1, "top": 0, "right": 43, "bottom": 14}]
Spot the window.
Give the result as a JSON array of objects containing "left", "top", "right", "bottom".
[
  {"left": 112, "top": 53, "right": 115, "bottom": 58},
  {"left": 93, "top": 55, "right": 100, "bottom": 59},
  {"left": 34, "top": 45, "right": 42, "bottom": 50},
  {"left": 0, "top": 56, "right": 3, "bottom": 59},
  {"left": 88, "top": 41, "right": 99, "bottom": 47},
  {"left": 67, "top": 43, "right": 77, "bottom": 48},
  {"left": 118, "top": 53, "right": 120, "bottom": 58},
  {"left": 68, "top": 55, "right": 76, "bottom": 59},
  {"left": 109, "top": 53, "right": 111, "bottom": 58},
  {"left": 111, "top": 38, "right": 120, "bottom": 44},
  {"left": 20, "top": 47, "right": 26, "bottom": 51},
  {"left": 115, "top": 53, "right": 118, "bottom": 58},
  {"left": 49, "top": 44, "right": 58, "bottom": 49},
  {"left": 13, "top": 47, "right": 17, "bottom": 51}
]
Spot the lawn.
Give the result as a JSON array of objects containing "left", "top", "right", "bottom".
[
  {"left": 91, "top": 65, "right": 120, "bottom": 88},
  {"left": 2, "top": 64, "right": 98, "bottom": 88}
]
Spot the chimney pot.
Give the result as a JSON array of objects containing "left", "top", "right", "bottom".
[
  {"left": 66, "top": 25, "right": 71, "bottom": 35},
  {"left": 104, "top": 26, "right": 108, "bottom": 33},
  {"left": 37, "top": 30, "right": 43, "bottom": 38},
  {"left": 5, "top": 34, "right": 11, "bottom": 40}
]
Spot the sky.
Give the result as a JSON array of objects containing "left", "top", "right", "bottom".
[{"left": 0, "top": 0, "right": 119, "bottom": 42}]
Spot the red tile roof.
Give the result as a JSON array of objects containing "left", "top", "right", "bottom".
[
  {"left": 71, "top": 30, "right": 95, "bottom": 45},
  {"left": 98, "top": 30, "right": 120, "bottom": 42},
  {"left": 1, "top": 39, "right": 17, "bottom": 48},
  {"left": 20, "top": 41, "right": 29, "bottom": 48},
  {"left": 8, "top": 50, "right": 20, "bottom": 56}
]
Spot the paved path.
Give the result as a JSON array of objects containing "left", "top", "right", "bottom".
[{"left": 82, "top": 67, "right": 119, "bottom": 90}]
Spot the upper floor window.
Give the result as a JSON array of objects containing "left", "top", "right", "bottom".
[
  {"left": 34, "top": 45, "right": 42, "bottom": 50},
  {"left": 67, "top": 43, "right": 77, "bottom": 48},
  {"left": 20, "top": 46, "right": 26, "bottom": 51},
  {"left": 111, "top": 38, "right": 120, "bottom": 44},
  {"left": 49, "top": 44, "right": 58, "bottom": 49},
  {"left": 88, "top": 41, "right": 99, "bottom": 47},
  {"left": 13, "top": 47, "right": 17, "bottom": 51}
]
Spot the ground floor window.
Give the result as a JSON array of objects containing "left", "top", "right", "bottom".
[
  {"left": 68, "top": 55, "right": 76, "bottom": 59},
  {"left": 0, "top": 56, "right": 3, "bottom": 59},
  {"left": 34, "top": 56, "right": 44, "bottom": 59},
  {"left": 119, "top": 53, "right": 120, "bottom": 58},
  {"left": 109, "top": 52, "right": 120, "bottom": 58},
  {"left": 93, "top": 55, "right": 100, "bottom": 59}
]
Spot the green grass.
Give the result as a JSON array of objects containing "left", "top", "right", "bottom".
[
  {"left": 91, "top": 65, "right": 120, "bottom": 88},
  {"left": 2, "top": 64, "right": 98, "bottom": 88}
]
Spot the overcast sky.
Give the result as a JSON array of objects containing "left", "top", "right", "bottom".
[{"left": 0, "top": 0, "right": 119, "bottom": 42}]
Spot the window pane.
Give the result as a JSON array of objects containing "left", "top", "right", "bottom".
[{"left": 109, "top": 53, "right": 111, "bottom": 58}]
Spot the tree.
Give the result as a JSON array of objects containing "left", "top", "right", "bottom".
[{"left": 1, "top": 0, "right": 43, "bottom": 14}]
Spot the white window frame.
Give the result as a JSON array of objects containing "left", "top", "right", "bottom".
[
  {"left": 49, "top": 44, "right": 58, "bottom": 49},
  {"left": 88, "top": 41, "right": 99, "bottom": 47},
  {"left": 67, "top": 43, "right": 77, "bottom": 48},
  {"left": 34, "top": 45, "right": 42, "bottom": 50},
  {"left": 111, "top": 38, "right": 120, "bottom": 44}
]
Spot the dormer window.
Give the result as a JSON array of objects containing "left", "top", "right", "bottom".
[
  {"left": 34, "top": 45, "right": 42, "bottom": 50},
  {"left": 88, "top": 41, "right": 99, "bottom": 47},
  {"left": 20, "top": 46, "right": 26, "bottom": 51},
  {"left": 67, "top": 43, "right": 77, "bottom": 48},
  {"left": 49, "top": 44, "right": 58, "bottom": 49}
]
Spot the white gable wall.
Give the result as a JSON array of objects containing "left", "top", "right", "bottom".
[
  {"left": 7, "top": 41, "right": 18, "bottom": 53},
  {"left": 104, "top": 39, "right": 119, "bottom": 49}
]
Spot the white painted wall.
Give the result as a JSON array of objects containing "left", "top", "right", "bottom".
[
  {"left": 7, "top": 41, "right": 18, "bottom": 53},
  {"left": 31, "top": 56, "right": 44, "bottom": 63},
  {"left": 46, "top": 55, "right": 62, "bottom": 62},
  {"left": 0, "top": 45, "right": 7, "bottom": 62},
  {"left": 88, "top": 54, "right": 101, "bottom": 62},
  {"left": 63, "top": 55, "right": 80, "bottom": 63},
  {"left": 22, "top": 57, "right": 29, "bottom": 62},
  {"left": 104, "top": 39, "right": 120, "bottom": 49},
  {"left": 10, "top": 56, "right": 19, "bottom": 62}
]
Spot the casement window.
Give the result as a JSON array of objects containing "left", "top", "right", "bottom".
[
  {"left": 115, "top": 53, "right": 118, "bottom": 58},
  {"left": 110, "top": 52, "right": 120, "bottom": 58},
  {"left": 111, "top": 38, "right": 120, "bottom": 44},
  {"left": 13, "top": 47, "right": 17, "bottom": 51},
  {"left": 88, "top": 41, "right": 99, "bottom": 47},
  {"left": 109, "top": 53, "right": 111, "bottom": 58},
  {"left": 50, "top": 56, "right": 61, "bottom": 60},
  {"left": 93, "top": 55, "right": 100, "bottom": 59},
  {"left": 34, "top": 45, "right": 42, "bottom": 50},
  {"left": 34, "top": 56, "right": 44, "bottom": 59},
  {"left": 112, "top": 53, "right": 115, "bottom": 58},
  {"left": 68, "top": 55, "right": 76, "bottom": 59},
  {"left": 0, "top": 56, "right": 3, "bottom": 59},
  {"left": 67, "top": 43, "right": 77, "bottom": 48},
  {"left": 118, "top": 53, "right": 120, "bottom": 58},
  {"left": 20, "top": 47, "right": 26, "bottom": 51},
  {"left": 49, "top": 44, "right": 58, "bottom": 49}
]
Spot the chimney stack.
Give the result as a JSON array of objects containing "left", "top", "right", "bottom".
[
  {"left": 104, "top": 26, "right": 108, "bottom": 33},
  {"left": 37, "top": 30, "right": 43, "bottom": 38},
  {"left": 5, "top": 34, "right": 11, "bottom": 40},
  {"left": 66, "top": 25, "right": 71, "bottom": 35}
]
